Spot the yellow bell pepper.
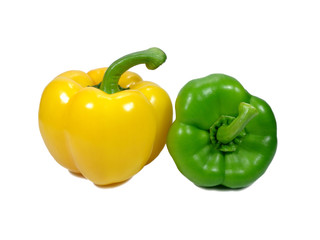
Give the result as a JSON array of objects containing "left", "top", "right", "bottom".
[{"left": 39, "top": 48, "right": 172, "bottom": 185}]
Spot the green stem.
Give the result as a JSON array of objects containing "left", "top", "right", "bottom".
[
  {"left": 100, "top": 48, "right": 167, "bottom": 94},
  {"left": 216, "top": 102, "right": 259, "bottom": 144}
]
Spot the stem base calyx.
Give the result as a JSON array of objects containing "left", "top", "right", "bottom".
[
  {"left": 209, "top": 116, "right": 246, "bottom": 152},
  {"left": 209, "top": 102, "right": 258, "bottom": 153}
]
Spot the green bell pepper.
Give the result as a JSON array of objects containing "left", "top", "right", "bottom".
[{"left": 167, "top": 74, "right": 277, "bottom": 188}]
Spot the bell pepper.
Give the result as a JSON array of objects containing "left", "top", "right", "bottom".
[
  {"left": 167, "top": 74, "right": 277, "bottom": 188},
  {"left": 39, "top": 48, "right": 172, "bottom": 185}
]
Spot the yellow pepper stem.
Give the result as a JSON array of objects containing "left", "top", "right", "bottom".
[{"left": 100, "top": 48, "right": 167, "bottom": 94}]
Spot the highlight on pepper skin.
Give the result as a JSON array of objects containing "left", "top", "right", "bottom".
[{"left": 39, "top": 48, "right": 173, "bottom": 186}]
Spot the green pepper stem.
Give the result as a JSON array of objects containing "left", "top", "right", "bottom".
[
  {"left": 216, "top": 102, "right": 258, "bottom": 144},
  {"left": 100, "top": 48, "right": 167, "bottom": 94}
]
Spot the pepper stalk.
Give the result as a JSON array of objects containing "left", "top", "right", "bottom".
[{"left": 100, "top": 48, "right": 167, "bottom": 94}]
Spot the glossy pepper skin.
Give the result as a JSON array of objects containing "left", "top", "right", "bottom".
[
  {"left": 167, "top": 74, "right": 277, "bottom": 188},
  {"left": 39, "top": 48, "right": 172, "bottom": 185}
]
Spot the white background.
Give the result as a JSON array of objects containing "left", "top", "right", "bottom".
[{"left": 1, "top": 0, "right": 319, "bottom": 239}]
